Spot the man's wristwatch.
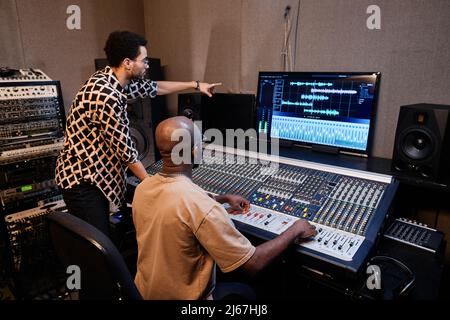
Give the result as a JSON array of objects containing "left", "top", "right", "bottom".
[{"left": 194, "top": 80, "right": 200, "bottom": 91}]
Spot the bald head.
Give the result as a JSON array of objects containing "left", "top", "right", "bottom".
[
  {"left": 156, "top": 116, "right": 193, "bottom": 153},
  {"left": 155, "top": 116, "right": 201, "bottom": 168}
]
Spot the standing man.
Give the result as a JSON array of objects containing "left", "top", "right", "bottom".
[{"left": 55, "top": 31, "right": 221, "bottom": 235}]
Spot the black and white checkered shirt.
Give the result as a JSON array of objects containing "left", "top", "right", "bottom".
[{"left": 55, "top": 66, "right": 157, "bottom": 211}]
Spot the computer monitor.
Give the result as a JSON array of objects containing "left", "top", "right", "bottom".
[{"left": 255, "top": 71, "right": 381, "bottom": 156}]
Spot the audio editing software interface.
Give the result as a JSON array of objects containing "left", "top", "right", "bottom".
[{"left": 256, "top": 72, "right": 380, "bottom": 155}]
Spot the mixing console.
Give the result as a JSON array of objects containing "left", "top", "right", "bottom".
[
  {"left": 127, "top": 146, "right": 397, "bottom": 276},
  {"left": 384, "top": 218, "right": 444, "bottom": 253}
]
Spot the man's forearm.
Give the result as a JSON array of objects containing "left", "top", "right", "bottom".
[
  {"left": 127, "top": 161, "right": 149, "bottom": 181},
  {"left": 213, "top": 194, "right": 227, "bottom": 203},
  {"left": 241, "top": 227, "right": 299, "bottom": 276},
  {"left": 156, "top": 81, "right": 197, "bottom": 95}
]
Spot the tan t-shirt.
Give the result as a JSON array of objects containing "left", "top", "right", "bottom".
[{"left": 132, "top": 173, "right": 256, "bottom": 300}]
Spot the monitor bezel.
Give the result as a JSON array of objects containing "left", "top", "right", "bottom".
[{"left": 255, "top": 71, "right": 381, "bottom": 157}]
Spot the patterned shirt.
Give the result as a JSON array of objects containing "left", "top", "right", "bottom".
[{"left": 55, "top": 66, "right": 157, "bottom": 211}]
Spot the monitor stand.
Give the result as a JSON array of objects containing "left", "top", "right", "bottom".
[{"left": 311, "top": 144, "right": 339, "bottom": 155}]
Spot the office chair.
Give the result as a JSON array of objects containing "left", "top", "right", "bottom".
[{"left": 46, "top": 211, "right": 142, "bottom": 300}]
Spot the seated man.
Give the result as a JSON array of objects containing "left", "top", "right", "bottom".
[{"left": 132, "top": 116, "right": 317, "bottom": 299}]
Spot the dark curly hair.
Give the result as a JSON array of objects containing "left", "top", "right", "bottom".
[{"left": 104, "top": 31, "right": 148, "bottom": 67}]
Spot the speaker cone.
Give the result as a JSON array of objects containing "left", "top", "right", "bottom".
[
  {"left": 130, "top": 127, "right": 150, "bottom": 161},
  {"left": 400, "top": 129, "right": 434, "bottom": 160}
]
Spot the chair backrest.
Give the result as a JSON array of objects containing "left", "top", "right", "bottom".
[{"left": 47, "top": 211, "right": 142, "bottom": 300}]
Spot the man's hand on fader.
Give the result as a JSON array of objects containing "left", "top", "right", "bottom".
[{"left": 215, "top": 194, "right": 250, "bottom": 214}]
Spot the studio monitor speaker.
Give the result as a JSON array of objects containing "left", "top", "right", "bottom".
[
  {"left": 177, "top": 92, "right": 256, "bottom": 131},
  {"left": 392, "top": 103, "right": 450, "bottom": 182},
  {"left": 127, "top": 98, "right": 157, "bottom": 167},
  {"left": 202, "top": 93, "right": 256, "bottom": 135}
]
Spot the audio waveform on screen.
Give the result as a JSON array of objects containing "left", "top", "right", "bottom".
[
  {"left": 301, "top": 95, "right": 329, "bottom": 101},
  {"left": 310, "top": 88, "right": 358, "bottom": 95},
  {"left": 281, "top": 100, "right": 313, "bottom": 107},
  {"left": 303, "top": 108, "right": 340, "bottom": 116},
  {"left": 290, "top": 81, "right": 333, "bottom": 87},
  {"left": 270, "top": 116, "right": 369, "bottom": 150}
]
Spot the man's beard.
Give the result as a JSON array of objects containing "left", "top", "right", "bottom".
[{"left": 132, "top": 70, "right": 147, "bottom": 80}]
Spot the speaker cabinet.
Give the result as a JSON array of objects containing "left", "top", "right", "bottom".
[
  {"left": 127, "top": 98, "right": 157, "bottom": 167},
  {"left": 202, "top": 93, "right": 256, "bottom": 135},
  {"left": 177, "top": 92, "right": 256, "bottom": 132},
  {"left": 392, "top": 103, "right": 450, "bottom": 182},
  {"left": 127, "top": 95, "right": 167, "bottom": 164}
]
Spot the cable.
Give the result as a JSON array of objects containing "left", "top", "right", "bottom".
[
  {"left": 434, "top": 207, "right": 440, "bottom": 229},
  {"left": 293, "top": 0, "right": 301, "bottom": 69},
  {"left": 281, "top": 6, "right": 293, "bottom": 71},
  {"left": 368, "top": 255, "right": 415, "bottom": 297}
]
